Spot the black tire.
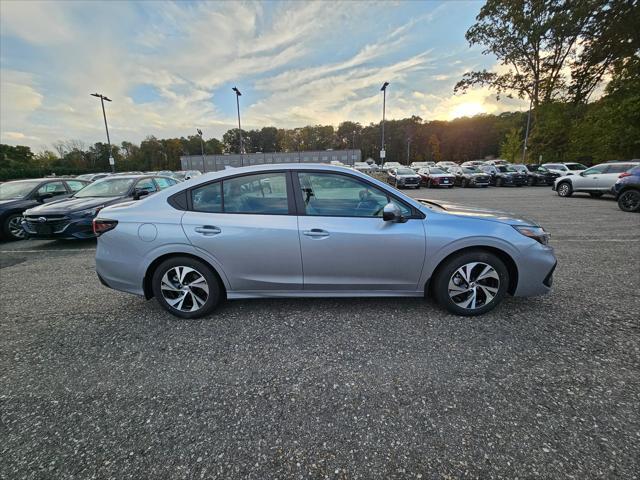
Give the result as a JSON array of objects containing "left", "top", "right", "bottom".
[
  {"left": 556, "top": 181, "right": 572, "bottom": 197},
  {"left": 2, "top": 213, "right": 26, "bottom": 241},
  {"left": 448, "top": 185, "right": 454, "bottom": 189},
  {"left": 528, "top": 177, "right": 535, "bottom": 186},
  {"left": 618, "top": 189, "right": 640, "bottom": 212},
  {"left": 589, "top": 192, "right": 604, "bottom": 198},
  {"left": 496, "top": 178, "right": 503, "bottom": 187},
  {"left": 432, "top": 250, "right": 509, "bottom": 316},
  {"left": 151, "top": 256, "right": 222, "bottom": 319},
  {"left": 463, "top": 179, "right": 469, "bottom": 188}
]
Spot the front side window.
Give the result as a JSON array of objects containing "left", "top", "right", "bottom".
[
  {"left": 38, "top": 181, "right": 67, "bottom": 195},
  {"left": 66, "top": 180, "right": 87, "bottom": 192},
  {"left": 223, "top": 172, "right": 289, "bottom": 214},
  {"left": 583, "top": 165, "right": 607, "bottom": 175},
  {"left": 135, "top": 178, "right": 157, "bottom": 193},
  {"left": 297, "top": 172, "right": 411, "bottom": 218},
  {"left": 567, "top": 163, "right": 588, "bottom": 171},
  {"left": 155, "top": 177, "right": 176, "bottom": 189}
]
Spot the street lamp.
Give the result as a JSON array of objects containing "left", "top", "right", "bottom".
[
  {"left": 90, "top": 93, "right": 114, "bottom": 172},
  {"left": 197, "top": 128, "right": 205, "bottom": 165},
  {"left": 380, "top": 82, "right": 389, "bottom": 169},
  {"left": 232, "top": 86, "right": 244, "bottom": 165}
]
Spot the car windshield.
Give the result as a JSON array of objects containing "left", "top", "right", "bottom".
[
  {"left": 429, "top": 168, "right": 446, "bottom": 174},
  {"left": 527, "top": 165, "right": 544, "bottom": 172},
  {"left": 567, "top": 163, "right": 587, "bottom": 170},
  {"left": 497, "top": 166, "right": 516, "bottom": 172},
  {"left": 0, "top": 180, "right": 41, "bottom": 200},
  {"left": 396, "top": 168, "right": 415, "bottom": 175},
  {"left": 462, "top": 167, "right": 479, "bottom": 173},
  {"left": 74, "top": 178, "right": 134, "bottom": 198}
]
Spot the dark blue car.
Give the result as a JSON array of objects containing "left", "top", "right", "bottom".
[{"left": 612, "top": 165, "right": 640, "bottom": 212}]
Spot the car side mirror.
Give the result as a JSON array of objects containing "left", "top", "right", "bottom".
[
  {"left": 382, "top": 202, "right": 405, "bottom": 223},
  {"left": 37, "top": 193, "right": 53, "bottom": 202},
  {"left": 133, "top": 189, "right": 150, "bottom": 200}
]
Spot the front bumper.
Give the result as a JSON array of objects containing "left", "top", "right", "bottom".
[
  {"left": 513, "top": 244, "right": 557, "bottom": 297},
  {"left": 22, "top": 217, "right": 96, "bottom": 239}
]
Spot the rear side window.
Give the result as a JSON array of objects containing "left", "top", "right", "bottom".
[
  {"left": 223, "top": 173, "right": 288, "bottom": 214},
  {"left": 192, "top": 182, "right": 222, "bottom": 213},
  {"left": 605, "top": 164, "right": 633, "bottom": 174}
]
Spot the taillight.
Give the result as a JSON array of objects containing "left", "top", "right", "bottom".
[
  {"left": 618, "top": 172, "right": 632, "bottom": 178},
  {"left": 93, "top": 218, "right": 118, "bottom": 236}
]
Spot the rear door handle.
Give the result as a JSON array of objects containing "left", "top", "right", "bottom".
[
  {"left": 194, "top": 225, "right": 221, "bottom": 236},
  {"left": 303, "top": 228, "right": 330, "bottom": 238}
]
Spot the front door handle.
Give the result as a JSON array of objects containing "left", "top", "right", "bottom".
[
  {"left": 194, "top": 225, "right": 221, "bottom": 236},
  {"left": 303, "top": 228, "right": 330, "bottom": 238}
]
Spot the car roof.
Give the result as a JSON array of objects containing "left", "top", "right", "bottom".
[{"left": 4, "top": 177, "right": 77, "bottom": 183}]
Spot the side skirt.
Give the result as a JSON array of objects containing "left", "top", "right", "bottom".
[{"left": 227, "top": 290, "right": 425, "bottom": 299}]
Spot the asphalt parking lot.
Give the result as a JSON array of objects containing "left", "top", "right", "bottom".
[{"left": 1, "top": 187, "right": 639, "bottom": 479}]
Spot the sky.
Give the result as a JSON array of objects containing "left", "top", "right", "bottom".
[{"left": 0, "top": 0, "right": 527, "bottom": 151}]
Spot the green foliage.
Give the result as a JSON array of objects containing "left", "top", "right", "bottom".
[{"left": 500, "top": 128, "right": 523, "bottom": 163}]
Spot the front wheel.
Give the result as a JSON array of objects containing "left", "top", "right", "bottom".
[
  {"left": 432, "top": 250, "right": 509, "bottom": 316},
  {"left": 557, "top": 182, "right": 572, "bottom": 197},
  {"left": 496, "top": 178, "right": 503, "bottom": 187},
  {"left": 528, "top": 177, "right": 535, "bottom": 186},
  {"left": 618, "top": 189, "right": 640, "bottom": 212},
  {"left": 152, "top": 256, "right": 222, "bottom": 319},
  {"left": 2, "top": 213, "right": 26, "bottom": 241}
]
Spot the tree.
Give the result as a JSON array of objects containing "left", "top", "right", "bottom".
[
  {"left": 500, "top": 127, "right": 523, "bottom": 162},
  {"left": 428, "top": 134, "right": 442, "bottom": 162},
  {"left": 454, "top": 0, "right": 638, "bottom": 107}
]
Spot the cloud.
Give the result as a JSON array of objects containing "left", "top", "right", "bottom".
[{"left": 0, "top": 1, "right": 524, "bottom": 151}]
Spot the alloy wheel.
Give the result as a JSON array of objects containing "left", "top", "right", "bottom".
[
  {"left": 558, "top": 183, "right": 571, "bottom": 197},
  {"left": 619, "top": 190, "right": 640, "bottom": 212},
  {"left": 448, "top": 262, "right": 500, "bottom": 310},
  {"left": 8, "top": 215, "right": 26, "bottom": 239},
  {"left": 160, "top": 266, "right": 210, "bottom": 312}
]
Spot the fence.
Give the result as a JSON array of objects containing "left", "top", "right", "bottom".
[{"left": 180, "top": 149, "right": 361, "bottom": 173}]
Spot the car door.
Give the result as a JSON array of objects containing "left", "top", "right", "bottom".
[
  {"left": 598, "top": 164, "right": 631, "bottom": 189},
  {"left": 574, "top": 165, "right": 607, "bottom": 190},
  {"left": 181, "top": 171, "right": 302, "bottom": 291},
  {"left": 295, "top": 171, "right": 426, "bottom": 291}
]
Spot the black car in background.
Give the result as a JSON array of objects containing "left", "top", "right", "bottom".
[
  {"left": 511, "top": 164, "right": 560, "bottom": 186},
  {"left": 612, "top": 165, "right": 640, "bottom": 212},
  {"left": 0, "top": 178, "right": 89, "bottom": 240},
  {"left": 448, "top": 166, "right": 491, "bottom": 187},
  {"left": 22, "top": 175, "right": 177, "bottom": 240},
  {"left": 480, "top": 165, "right": 527, "bottom": 186}
]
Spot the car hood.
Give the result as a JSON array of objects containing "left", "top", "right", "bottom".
[
  {"left": 25, "top": 196, "right": 122, "bottom": 215},
  {"left": 429, "top": 173, "right": 454, "bottom": 178},
  {"left": 396, "top": 174, "right": 421, "bottom": 178},
  {"left": 417, "top": 199, "right": 540, "bottom": 227}
]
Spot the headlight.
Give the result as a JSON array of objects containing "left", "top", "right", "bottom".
[
  {"left": 76, "top": 205, "right": 104, "bottom": 217},
  {"left": 513, "top": 225, "right": 550, "bottom": 245}
]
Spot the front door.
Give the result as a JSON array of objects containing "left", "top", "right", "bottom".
[
  {"left": 295, "top": 171, "right": 426, "bottom": 291},
  {"left": 182, "top": 171, "right": 302, "bottom": 291}
]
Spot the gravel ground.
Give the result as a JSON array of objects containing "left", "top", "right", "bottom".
[{"left": 1, "top": 187, "right": 639, "bottom": 479}]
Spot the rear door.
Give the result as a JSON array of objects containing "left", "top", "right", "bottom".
[
  {"left": 598, "top": 164, "right": 633, "bottom": 189},
  {"left": 181, "top": 171, "right": 302, "bottom": 291},
  {"left": 295, "top": 171, "right": 426, "bottom": 291}
]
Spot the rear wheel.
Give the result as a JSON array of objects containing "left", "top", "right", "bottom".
[
  {"left": 433, "top": 250, "right": 509, "bottom": 316},
  {"left": 618, "top": 189, "right": 640, "bottom": 212},
  {"left": 152, "top": 256, "right": 222, "bottom": 319},
  {"left": 557, "top": 181, "right": 572, "bottom": 197},
  {"left": 2, "top": 213, "right": 26, "bottom": 241}
]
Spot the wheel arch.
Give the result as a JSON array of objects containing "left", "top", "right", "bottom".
[
  {"left": 425, "top": 246, "right": 519, "bottom": 297},
  {"left": 143, "top": 252, "right": 227, "bottom": 300}
]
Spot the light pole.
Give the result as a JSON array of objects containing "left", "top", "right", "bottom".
[
  {"left": 232, "top": 86, "right": 244, "bottom": 165},
  {"left": 407, "top": 137, "right": 411, "bottom": 165},
  {"left": 197, "top": 128, "right": 205, "bottom": 165},
  {"left": 380, "top": 82, "right": 389, "bottom": 169},
  {"left": 90, "top": 93, "right": 114, "bottom": 172},
  {"left": 522, "top": 97, "right": 532, "bottom": 163}
]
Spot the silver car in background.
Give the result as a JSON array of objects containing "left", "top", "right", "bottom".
[{"left": 94, "top": 164, "right": 556, "bottom": 319}]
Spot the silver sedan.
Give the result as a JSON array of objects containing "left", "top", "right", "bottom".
[{"left": 94, "top": 164, "right": 556, "bottom": 318}]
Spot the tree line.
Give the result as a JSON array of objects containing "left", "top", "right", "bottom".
[{"left": 1, "top": 0, "right": 638, "bottom": 180}]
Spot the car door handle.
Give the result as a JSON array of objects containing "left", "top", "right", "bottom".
[
  {"left": 194, "top": 225, "right": 221, "bottom": 236},
  {"left": 303, "top": 229, "right": 330, "bottom": 238}
]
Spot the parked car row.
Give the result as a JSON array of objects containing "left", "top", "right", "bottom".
[{"left": 0, "top": 174, "right": 179, "bottom": 241}]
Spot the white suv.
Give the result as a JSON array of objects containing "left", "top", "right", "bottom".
[
  {"left": 554, "top": 161, "right": 639, "bottom": 197},
  {"left": 542, "top": 162, "right": 587, "bottom": 176}
]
